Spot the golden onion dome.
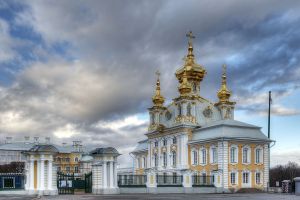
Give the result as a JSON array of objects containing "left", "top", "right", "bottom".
[{"left": 175, "top": 31, "right": 206, "bottom": 84}]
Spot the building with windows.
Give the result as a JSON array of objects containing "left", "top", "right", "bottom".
[
  {"left": 0, "top": 137, "right": 85, "bottom": 176},
  {"left": 131, "top": 32, "right": 273, "bottom": 192}
]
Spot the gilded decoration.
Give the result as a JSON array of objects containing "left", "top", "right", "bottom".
[
  {"left": 171, "top": 144, "right": 177, "bottom": 152},
  {"left": 153, "top": 147, "right": 158, "bottom": 154},
  {"left": 215, "top": 64, "right": 236, "bottom": 106},
  {"left": 175, "top": 115, "right": 196, "bottom": 124},
  {"left": 161, "top": 147, "right": 167, "bottom": 153},
  {"left": 152, "top": 70, "right": 165, "bottom": 108}
]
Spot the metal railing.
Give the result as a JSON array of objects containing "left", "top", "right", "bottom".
[
  {"left": 117, "top": 175, "right": 147, "bottom": 187},
  {"left": 156, "top": 175, "right": 183, "bottom": 187},
  {"left": 192, "top": 175, "right": 214, "bottom": 187}
]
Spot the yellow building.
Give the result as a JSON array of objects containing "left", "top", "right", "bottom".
[
  {"left": 53, "top": 141, "right": 83, "bottom": 176},
  {"left": 132, "top": 31, "right": 273, "bottom": 192}
]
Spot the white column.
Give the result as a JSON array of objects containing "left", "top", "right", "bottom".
[
  {"left": 182, "top": 103, "right": 187, "bottom": 116},
  {"left": 167, "top": 138, "right": 171, "bottom": 168},
  {"left": 263, "top": 144, "right": 269, "bottom": 189},
  {"left": 40, "top": 158, "right": 45, "bottom": 190},
  {"left": 180, "top": 134, "right": 188, "bottom": 168},
  {"left": 47, "top": 159, "right": 53, "bottom": 190},
  {"left": 148, "top": 142, "right": 151, "bottom": 168},
  {"left": 157, "top": 139, "right": 161, "bottom": 169},
  {"left": 110, "top": 161, "right": 114, "bottom": 188},
  {"left": 29, "top": 159, "right": 34, "bottom": 190},
  {"left": 114, "top": 162, "right": 118, "bottom": 188},
  {"left": 103, "top": 161, "right": 107, "bottom": 188},
  {"left": 191, "top": 103, "right": 196, "bottom": 116},
  {"left": 37, "top": 160, "right": 41, "bottom": 190}
]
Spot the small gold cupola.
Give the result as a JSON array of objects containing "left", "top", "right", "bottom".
[
  {"left": 152, "top": 70, "right": 165, "bottom": 107},
  {"left": 216, "top": 64, "right": 235, "bottom": 105}
]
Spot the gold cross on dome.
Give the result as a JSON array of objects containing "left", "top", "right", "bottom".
[
  {"left": 186, "top": 31, "right": 195, "bottom": 43},
  {"left": 222, "top": 64, "right": 227, "bottom": 75},
  {"left": 155, "top": 70, "right": 161, "bottom": 79}
]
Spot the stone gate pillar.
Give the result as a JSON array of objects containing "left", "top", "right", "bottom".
[
  {"left": 23, "top": 144, "right": 58, "bottom": 196},
  {"left": 90, "top": 147, "right": 120, "bottom": 194}
]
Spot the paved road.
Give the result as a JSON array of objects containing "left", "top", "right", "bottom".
[{"left": 0, "top": 193, "right": 299, "bottom": 200}]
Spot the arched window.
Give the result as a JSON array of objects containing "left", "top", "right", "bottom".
[
  {"left": 187, "top": 103, "right": 191, "bottom": 116},
  {"left": 154, "top": 154, "right": 158, "bottom": 167},
  {"left": 193, "top": 83, "right": 197, "bottom": 93},
  {"left": 172, "top": 151, "right": 176, "bottom": 166},
  {"left": 242, "top": 146, "right": 250, "bottom": 164},
  {"left": 201, "top": 149, "right": 207, "bottom": 164},
  {"left": 178, "top": 104, "right": 182, "bottom": 116},
  {"left": 150, "top": 113, "right": 155, "bottom": 124},
  {"left": 210, "top": 147, "right": 217, "bottom": 164},
  {"left": 255, "top": 148, "right": 263, "bottom": 163},
  {"left": 163, "top": 138, "right": 167, "bottom": 146},
  {"left": 163, "top": 152, "right": 167, "bottom": 167},
  {"left": 193, "top": 150, "right": 198, "bottom": 165},
  {"left": 172, "top": 137, "right": 177, "bottom": 144},
  {"left": 75, "top": 157, "right": 78, "bottom": 162},
  {"left": 230, "top": 147, "right": 237, "bottom": 163}
]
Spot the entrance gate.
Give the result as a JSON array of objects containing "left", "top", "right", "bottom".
[{"left": 57, "top": 172, "right": 92, "bottom": 195}]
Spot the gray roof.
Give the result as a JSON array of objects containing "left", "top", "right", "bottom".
[
  {"left": 90, "top": 147, "right": 120, "bottom": 155},
  {"left": 80, "top": 154, "right": 93, "bottom": 162},
  {"left": 0, "top": 142, "right": 84, "bottom": 153},
  {"left": 0, "top": 142, "right": 35, "bottom": 151},
  {"left": 29, "top": 144, "right": 59, "bottom": 152},
  {"left": 190, "top": 119, "right": 271, "bottom": 143},
  {"left": 132, "top": 139, "right": 148, "bottom": 153}
]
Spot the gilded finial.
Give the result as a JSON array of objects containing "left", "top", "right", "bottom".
[
  {"left": 186, "top": 31, "right": 195, "bottom": 59},
  {"left": 152, "top": 70, "right": 165, "bottom": 107},
  {"left": 216, "top": 64, "right": 235, "bottom": 105}
]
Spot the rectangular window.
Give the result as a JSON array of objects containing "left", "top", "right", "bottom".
[
  {"left": 193, "top": 151, "right": 198, "bottom": 165},
  {"left": 230, "top": 173, "right": 236, "bottom": 185},
  {"left": 212, "top": 148, "right": 217, "bottom": 163},
  {"left": 256, "top": 149, "right": 261, "bottom": 163},
  {"left": 201, "top": 149, "right": 206, "bottom": 164},
  {"left": 143, "top": 157, "right": 146, "bottom": 168},
  {"left": 163, "top": 152, "right": 167, "bottom": 167},
  {"left": 3, "top": 177, "right": 14, "bottom": 188},
  {"left": 163, "top": 139, "right": 167, "bottom": 146},
  {"left": 66, "top": 166, "right": 70, "bottom": 172},
  {"left": 243, "top": 172, "right": 249, "bottom": 184},
  {"left": 154, "top": 141, "right": 158, "bottom": 147},
  {"left": 243, "top": 148, "right": 248, "bottom": 163},
  {"left": 74, "top": 166, "right": 79, "bottom": 173},
  {"left": 256, "top": 173, "right": 261, "bottom": 184},
  {"left": 154, "top": 154, "right": 158, "bottom": 167},
  {"left": 230, "top": 147, "right": 236, "bottom": 163},
  {"left": 173, "top": 137, "right": 177, "bottom": 144},
  {"left": 172, "top": 151, "right": 176, "bottom": 166}
]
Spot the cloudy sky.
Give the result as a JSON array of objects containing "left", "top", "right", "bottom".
[{"left": 0, "top": 0, "right": 299, "bottom": 167}]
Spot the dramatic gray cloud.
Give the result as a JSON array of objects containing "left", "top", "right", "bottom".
[{"left": 0, "top": 0, "right": 299, "bottom": 166}]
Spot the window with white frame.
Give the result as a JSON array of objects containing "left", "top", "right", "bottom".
[
  {"left": 210, "top": 147, "right": 217, "bottom": 164},
  {"left": 173, "top": 137, "right": 177, "bottom": 144},
  {"left": 256, "top": 172, "right": 261, "bottom": 184},
  {"left": 143, "top": 157, "right": 146, "bottom": 168},
  {"left": 230, "top": 172, "right": 236, "bottom": 185},
  {"left": 172, "top": 151, "right": 176, "bottom": 166},
  {"left": 163, "top": 138, "right": 167, "bottom": 146},
  {"left": 178, "top": 104, "right": 182, "bottom": 116},
  {"left": 200, "top": 148, "right": 207, "bottom": 164},
  {"left": 192, "top": 150, "right": 198, "bottom": 165},
  {"left": 163, "top": 152, "right": 167, "bottom": 167},
  {"left": 154, "top": 141, "right": 158, "bottom": 147},
  {"left": 255, "top": 148, "right": 263, "bottom": 163},
  {"left": 242, "top": 147, "right": 250, "bottom": 163},
  {"left": 243, "top": 172, "right": 249, "bottom": 184},
  {"left": 230, "top": 146, "right": 237, "bottom": 163},
  {"left": 154, "top": 154, "right": 158, "bottom": 167}
]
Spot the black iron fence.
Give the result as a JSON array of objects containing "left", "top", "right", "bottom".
[
  {"left": 118, "top": 175, "right": 147, "bottom": 187},
  {"left": 156, "top": 175, "right": 183, "bottom": 187},
  {"left": 192, "top": 175, "right": 214, "bottom": 187},
  {"left": 0, "top": 173, "right": 25, "bottom": 190}
]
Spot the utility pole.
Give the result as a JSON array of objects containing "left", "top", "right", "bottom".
[
  {"left": 268, "top": 91, "right": 271, "bottom": 139},
  {"left": 268, "top": 91, "right": 272, "bottom": 190}
]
